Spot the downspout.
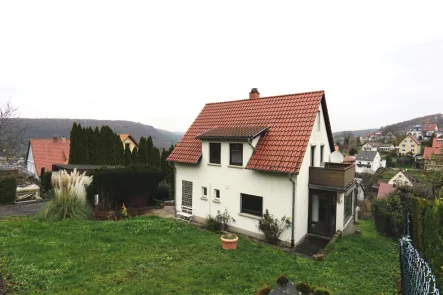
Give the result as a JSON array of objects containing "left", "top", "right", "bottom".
[
  {"left": 173, "top": 163, "right": 177, "bottom": 218},
  {"left": 288, "top": 173, "right": 296, "bottom": 248},
  {"left": 247, "top": 138, "right": 256, "bottom": 152}
]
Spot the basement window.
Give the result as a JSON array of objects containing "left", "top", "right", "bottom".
[
  {"left": 209, "top": 143, "right": 221, "bottom": 164},
  {"left": 241, "top": 193, "right": 263, "bottom": 217}
]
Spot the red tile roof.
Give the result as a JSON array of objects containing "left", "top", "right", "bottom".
[
  {"left": 196, "top": 126, "right": 268, "bottom": 140},
  {"left": 167, "top": 91, "right": 334, "bottom": 173},
  {"left": 28, "top": 138, "right": 70, "bottom": 176},
  {"left": 377, "top": 182, "right": 394, "bottom": 199},
  {"left": 423, "top": 146, "right": 442, "bottom": 160},
  {"left": 432, "top": 137, "right": 443, "bottom": 148},
  {"left": 423, "top": 124, "right": 438, "bottom": 132},
  {"left": 405, "top": 135, "right": 421, "bottom": 145}
]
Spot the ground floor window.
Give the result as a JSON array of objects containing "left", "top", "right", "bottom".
[
  {"left": 241, "top": 194, "right": 263, "bottom": 216},
  {"left": 182, "top": 180, "right": 193, "bottom": 207},
  {"left": 344, "top": 192, "right": 353, "bottom": 223}
]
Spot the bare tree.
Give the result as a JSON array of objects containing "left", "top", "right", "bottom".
[{"left": 0, "top": 101, "right": 26, "bottom": 161}]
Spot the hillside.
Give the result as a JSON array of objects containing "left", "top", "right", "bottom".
[
  {"left": 333, "top": 128, "right": 378, "bottom": 138},
  {"left": 18, "top": 118, "right": 183, "bottom": 156},
  {"left": 380, "top": 113, "right": 443, "bottom": 134}
]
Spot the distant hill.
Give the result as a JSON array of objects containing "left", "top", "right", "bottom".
[
  {"left": 333, "top": 128, "right": 378, "bottom": 138},
  {"left": 18, "top": 118, "right": 183, "bottom": 156},
  {"left": 380, "top": 113, "right": 443, "bottom": 134}
]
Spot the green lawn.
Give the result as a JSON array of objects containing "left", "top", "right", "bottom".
[{"left": 0, "top": 217, "right": 399, "bottom": 295}]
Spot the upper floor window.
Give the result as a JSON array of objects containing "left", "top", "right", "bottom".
[
  {"left": 209, "top": 143, "right": 221, "bottom": 164},
  {"left": 230, "top": 143, "right": 243, "bottom": 166},
  {"left": 125, "top": 143, "right": 130, "bottom": 150},
  {"left": 317, "top": 110, "right": 321, "bottom": 131},
  {"left": 311, "top": 146, "right": 316, "bottom": 167}
]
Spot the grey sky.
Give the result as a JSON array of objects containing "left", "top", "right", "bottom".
[{"left": 1, "top": 1, "right": 442, "bottom": 133}]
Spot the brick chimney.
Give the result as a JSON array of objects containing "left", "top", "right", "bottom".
[{"left": 249, "top": 88, "right": 260, "bottom": 99}]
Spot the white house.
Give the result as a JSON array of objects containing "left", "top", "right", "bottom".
[
  {"left": 387, "top": 170, "right": 416, "bottom": 188},
  {"left": 362, "top": 143, "right": 395, "bottom": 153},
  {"left": 355, "top": 151, "right": 385, "bottom": 174},
  {"left": 167, "top": 89, "right": 358, "bottom": 248}
]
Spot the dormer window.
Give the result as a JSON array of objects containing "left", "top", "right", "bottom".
[
  {"left": 209, "top": 143, "right": 221, "bottom": 164},
  {"left": 230, "top": 143, "right": 243, "bottom": 166}
]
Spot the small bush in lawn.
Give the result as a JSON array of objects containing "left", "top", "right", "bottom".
[
  {"left": 256, "top": 284, "right": 272, "bottom": 295},
  {"left": 313, "top": 287, "right": 332, "bottom": 295},
  {"left": 258, "top": 209, "right": 291, "bottom": 244},
  {"left": 205, "top": 208, "right": 235, "bottom": 232},
  {"left": 39, "top": 169, "right": 93, "bottom": 221},
  {"left": 296, "top": 282, "right": 313, "bottom": 294},
  {"left": 276, "top": 274, "right": 289, "bottom": 285}
]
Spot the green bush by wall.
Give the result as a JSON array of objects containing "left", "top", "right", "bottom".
[{"left": 0, "top": 175, "right": 17, "bottom": 204}]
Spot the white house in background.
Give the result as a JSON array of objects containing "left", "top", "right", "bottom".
[
  {"left": 361, "top": 143, "right": 395, "bottom": 152},
  {"left": 423, "top": 124, "right": 439, "bottom": 139},
  {"left": 355, "top": 151, "right": 385, "bottom": 174},
  {"left": 387, "top": 170, "right": 416, "bottom": 188},
  {"left": 167, "top": 89, "right": 358, "bottom": 248}
]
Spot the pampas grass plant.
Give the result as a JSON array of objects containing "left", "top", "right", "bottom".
[{"left": 39, "top": 169, "right": 93, "bottom": 221}]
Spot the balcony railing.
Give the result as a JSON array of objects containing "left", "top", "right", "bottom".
[{"left": 309, "top": 162, "right": 356, "bottom": 188}]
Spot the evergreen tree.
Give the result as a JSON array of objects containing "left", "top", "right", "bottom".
[
  {"left": 77, "top": 124, "right": 89, "bottom": 164},
  {"left": 86, "top": 127, "right": 95, "bottom": 164},
  {"left": 138, "top": 137, "right": 148, "bottom": 164},
  {"left": 131, "top": 147, "right": 139, "bottom": 164},
  {"left": 93, "top": 127, "right": 102, "bottom": 164},
  {"left": 153, "top": 147, "right": 161, "bottom": 168},
  {"left": 160, "top": 148, "right": 168, "bottom": 172},
  {"left": 147, "top": 136, "right": 154, "bottom": 166},
  {"left": 100, "top": 126, "right": 114, "bottom": 165},
  {"left": 68, "top": 122, "right": 78, "bottom": 164},
  {"left": 114, "top": 133, "right": 124, "bottom": 165},
  {"left": 124, "top": 144, "right": 132, "bottom": 166}
]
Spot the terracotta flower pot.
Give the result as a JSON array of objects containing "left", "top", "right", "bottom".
[{"left": 221, "top": 234, "right": 238, "bottom": 250}]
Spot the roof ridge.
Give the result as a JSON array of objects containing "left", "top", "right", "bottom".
[{"left": 205, "top": 90, "right": 325, "bottom": 105}]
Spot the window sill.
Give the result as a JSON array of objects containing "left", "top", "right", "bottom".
[
  {"left": 212, "top": 199, "right": 221, "bottom": 204},
  {"left": 227, "top": 165, "right": 243, "bottom": 169},
  {"left": 208, "top": 163, "right": 221, "bottom": 167},
  {"left": 200, "top": 196, "right": 208, "bottom": 201},
  {"left": 238, "top": 212, "right": 262, "bottom": 220}
]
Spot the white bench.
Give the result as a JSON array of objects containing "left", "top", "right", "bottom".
[{"left": 177, "top": 206, "right": 193, "bottom": 224}]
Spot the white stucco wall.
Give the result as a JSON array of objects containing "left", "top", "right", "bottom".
[
  {"left": 26, "top": 145, "right": 37, "bottom": 176},
  {"left": 387, "top": 171, "right": 413, "bottom": 187},
  {"left": 355, "top": 152, "right": 382, "bottom": 174}
]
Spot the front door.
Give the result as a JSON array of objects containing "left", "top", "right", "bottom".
[{"left": 308, "top": 190, "right": 336, "bottom": 237}]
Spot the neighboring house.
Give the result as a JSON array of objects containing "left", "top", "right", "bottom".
[
  {"left": 397, "top": 135, "right": 422, "bottom": 156},
  {"left": 407, "top": 125, "right": 423, "bottom": 141},
  {"left": 167, "top": 89, "right": 358, "bottom": 247},
  {"left": 362, "top": 143, "right": 395, "bottom": 152},
  {"left": 377, "top": 182, "right": 394, "bottom": 199},
  {"left": 387, "top": 170, "right": 416, "bottom": 188},
  {"left": 119, "top": 134, "right": 139, "bottom": 152},
  {"left": 25, "top": 137, "right": 70, "bottom": 177},
  {"left": 355, "top": 151, "right": 385, "bottom": 174},
  {"left": 436, "top": 129, "right": 443, "bottom": 138},
  {"left": 423, "top": 136, "right": 443, "bottom": 170},
  {"left": 423, "top": 123, "right": 439, "bottom": 139},
  {"left": 360, "top": 133, "right": 373, "bottom": 142}
]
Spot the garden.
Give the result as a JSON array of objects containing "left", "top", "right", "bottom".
[{"left": 0, "top": 164, "right": 401, "bottom": 294}]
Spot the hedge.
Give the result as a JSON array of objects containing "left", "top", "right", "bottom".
[
  {"left": 410, "top": 198, "right": 443, "bottom": 289},
  {"left": 86, "top": 167, "right": 164, "bottom": 209},
  {"left": 41, "top": 171, "right": 53, "bottom": 193},
  {"left": 0, "top": 175, "right": 17, "bottom": 204}
]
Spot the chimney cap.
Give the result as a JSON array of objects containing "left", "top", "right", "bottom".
[
  {"left": 250, "top": 88, "right": 259, "bottom": 93},
  {"left": 249, "top": 88, "right": 260, "bottom": 99}
]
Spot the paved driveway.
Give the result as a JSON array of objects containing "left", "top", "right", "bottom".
[{"left": 0, "top": 201, "right": 46, "bottom": 217}]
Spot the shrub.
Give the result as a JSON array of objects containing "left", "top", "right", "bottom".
[
  {"left": 156, "top": 180, "right": 171, "bottom": 201},
  {"left": 87, "top": 167, "right": 163, "bottom": 209},
  {"left": 206, "top": 209, "right": 235, "bottom": 232},
  {"left": 258, "top": 209, "right": 291, "bottom": 244},
  {"left": 39, "top": 169, "right": 92, "bottom": 221},
  {"left": 0, "top": 175, "right": 17, "bottom": 204},
  {"left": 256, "top": 285, "right": 271, "bottom": 295},
  {"left": 314, "top": 287, "right": 332, "bottom": 295},
  {"left": 357, "top": 199, "right": 372, "bottom": 219},
  {"left": 295, "top": 282, "right": 313, "bottom": 294},
  {"left": 276, "top": 274, "right": 289, "bottom": 285},
  {"left": 41, "top": 171, "right": 53, "bottom": 193}
]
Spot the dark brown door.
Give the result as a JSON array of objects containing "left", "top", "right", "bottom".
[{"left": 308, "top": 190, "right": 336, "bottom": 237}]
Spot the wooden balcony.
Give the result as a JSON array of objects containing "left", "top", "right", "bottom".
[{"left": 309, "top": 162, "right": 356, "bottom": 189}]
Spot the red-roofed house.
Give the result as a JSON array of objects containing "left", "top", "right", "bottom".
[
  {"left": 25, "top": 137, "right": 70, "bottom": 177},
  {"left": 167, "top": 89, "right": 357, "bottom": 247},
  {"left": 423, "top": 123, "right": 439, "bottom": 139},
  {"left": 397, "top": 135, "right": 422, "bottom": 156},
  {"left": 377, "top": 182, "right": 395, "bottom": 199},
  {"left": 119, "top": 134, "right": 139, "bottom": 152}
]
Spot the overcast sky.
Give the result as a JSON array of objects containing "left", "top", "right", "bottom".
[{"left": 1, "top": 1, "right": 442, "bottom": 133}]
